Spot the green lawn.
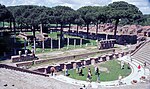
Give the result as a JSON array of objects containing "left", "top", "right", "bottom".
[
  {"left": 67, "top": 60, "right": 131, "bottom": 82},
  {"left": 48, "top": 32, "right": 59, "bottom": 39}
]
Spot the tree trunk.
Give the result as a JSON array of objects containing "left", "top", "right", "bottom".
[
  {"left": 55, "top": 23, "right": 58, "bottom": 30},
  {"left": 40, "top": 24, "right": 43, "bottom": 34},
  {"left": 32, "top": 26, "right": 36, "bottom": 54},
  {"left": 77, "top": 24, "right": 79, "bottom": 36},
  {"left": 32, "top": 26, "right": 36, "bottom": 38},
  {"left": 86, "top": 24, "right": 89, "bottom": 38},
  {"left": 60, "top": 23, "right": 64, "bottom": 48},
  {"left": 60, "top": 23, "right": 63, "bottom": 39},
  {"left": 26, "top": 24, "right": 28, "bottom": 31},
  {"left": 114, "top": 19, "right": 119, "bottom": 39},
  {"left": 24, "top": 38, "right": 26, "bottom": 50},
  {"left": 69, "top": 23, "right": 71, "bottom": 32},
  {"left": 10, "top": 19, "right": 12, "bottom": 29},
  {"left": 13, "top": 19, "right": 16, "bottom": 55},
  {"left": 96, "top": 22, "right": 99, "bottom": 36},
  {"left": 3, "top": 20, "right": 4, "bottom": 28},
  {"left": 21, "top": 23, "right": 23, "bottom": 32}
]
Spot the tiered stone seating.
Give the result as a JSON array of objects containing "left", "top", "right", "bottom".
[{"left": 132, "top": 41, "right": 150, "bottom": 69}]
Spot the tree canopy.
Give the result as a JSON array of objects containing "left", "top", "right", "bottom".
[
  {"left": 0, "top": 1, "right": 149, "bottom": 38},
  {"left": 108, "top": 1, "right": 143, "bottom": 37},
  {"left": 0, "top": 4, "right": 12, "bottom": 21}
]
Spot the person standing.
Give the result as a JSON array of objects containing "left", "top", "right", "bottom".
[
  {"left": 138, "top": 65, "right": 141, "bottom": 72},
  {"left": 94, "top": 66, "right": 97, "bottom": 75},
  {"left": 76, "top": 65, "right": 79, "bottom": 73},
  {"left": 118, "top": 75, "right": 122, "bottom": 85},
  {"left": 96, "top": 67, "right": 99, "bottom": 75},
  {"left": 88, "top": 68, "right": 91, "bottom": 74},
  {"left": 97, "top": 72, "right": 100, "bottom": 83},
  {"left": 144, "top": 62, "right": 146, "bottom": 67},
  {"left": 87, "top": 71, "right": 92, "bottom": 82}
]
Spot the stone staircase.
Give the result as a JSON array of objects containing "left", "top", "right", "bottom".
[{"left": 132, "top": 41, "right": 150, "bottom": 69}]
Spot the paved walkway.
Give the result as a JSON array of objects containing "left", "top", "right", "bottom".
[{"left": 50, "top": 55, "right": 150, "bottom": 89}]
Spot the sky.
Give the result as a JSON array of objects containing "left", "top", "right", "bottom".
[{"left": 0, "top": 0, "right": 150, "bottom": 14}]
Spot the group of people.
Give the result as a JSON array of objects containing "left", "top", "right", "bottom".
[
  {"left": 87, "top": 66, "right": 100, "bottom": 82},
  {"left": 76, "top": 64, "right": 101, "bottom": 82}
]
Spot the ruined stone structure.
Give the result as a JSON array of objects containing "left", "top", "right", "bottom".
[{"left": 98, "top": 39, "right": 116, "bottom": 49}]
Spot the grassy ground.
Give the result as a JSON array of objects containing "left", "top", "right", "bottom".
[{"left": 67, "top": 60, "right": 131, "bottom": 82}]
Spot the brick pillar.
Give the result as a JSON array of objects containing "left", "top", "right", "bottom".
[
  {"left": 106, "top": 55, "right": 110, "bottom": 61},
  {"left": 114, "top": 53, "right": 118, "bottom": 59},
  {"left": 91, "top": 58, "right": 95, "bottom": 65},
  {"left": 101, "top": 55, "right": 106, "bottom": 61},
  {"left": 19, "top": 51, "right": 22, "bottom": 57},
  {"left": 44, "top": 68, "right": 47, "bottom": 74},
  {"left": 81, "top": 60, "right": 86, "bottom": 66},
  {"left": 118, "top": 53, "right": 122, "bottom": 58},
  {"left": 71, "top": 62, "right": 77, "bottom": 69}
]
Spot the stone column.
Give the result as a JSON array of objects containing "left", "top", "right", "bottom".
[
  {"left": 80, "top": 38, "right": 82, "bottom": 47},
  {"left": 74, "top": 39, "right": 76, "bottom": 48},
  {"left": 31, "top": 48, "right": 35, "bottom": 57},
  {"left": 33, "top": 38, "right": 36, "bottom": 54},
  {"left": 19, "top": 51, "right": 22, "bottom": 62},
  {"left": 42, "top": 39, "right": 45, "bottom": 52},
  {"left": 25, "top": 50, "right": 28, "bottom": 56},
  {"left": 19, "top": 51, "right": 22, "bottom": 57},
  {"left": 58, "top": 38, "right": 60, "bottom": 49},
  {"left": 106, "top": 34, "right": 108, "bottom": 40},
  {"left": 67, "top": 37, "right": 69, "bottom": 49},
  {"left": 51, "top": 38, "right": 53, "bottom": 51}
]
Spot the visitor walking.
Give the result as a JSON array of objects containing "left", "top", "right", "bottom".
[
  {"left": 97, "top": 72, "right": 100, "bottom": 83},
  {"left": 96, "top": 67, "right": 99, "bottom": 75},
  {"left": 88, "top": 68, "right": 91, "bottom": 74},
  {"left": 121, "top": 61, "right": 125, "bottom": 69},
  {"left": 76, "top": 65, "right": 80, "bottom": 73},
  {"left": 79, "top": 68, "right": 83, "bottom": 76},
  {"left": 94, "top": 66, "right": 97, "bottom": 74},
  {"left": 144, "top": 62, "right": 146, "bottom": 67},
  {"left": 65, "top": 68, "right": 69, "bottom": 76},
  {"left": 118, "top": 75, "right": 122, "bottom": 85},
  {"left": 87, "top": 71, "right": 92, "bottom": 82},
  {"left": 138, "top": 65, "right": 141, "bottom": 72}
]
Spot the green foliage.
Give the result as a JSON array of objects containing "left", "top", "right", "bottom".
[
  {"left": 108, "top": 1, "right": 143, "bottom": 21},
  {"left": 0, "top": 4, "right": 13, "bottom": 21},
  {"left": 140, "top": 14, "right": 150, "bottom": 26},
  {"left": 0, "top": 35, "right": 13, "bottom": 54}
]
